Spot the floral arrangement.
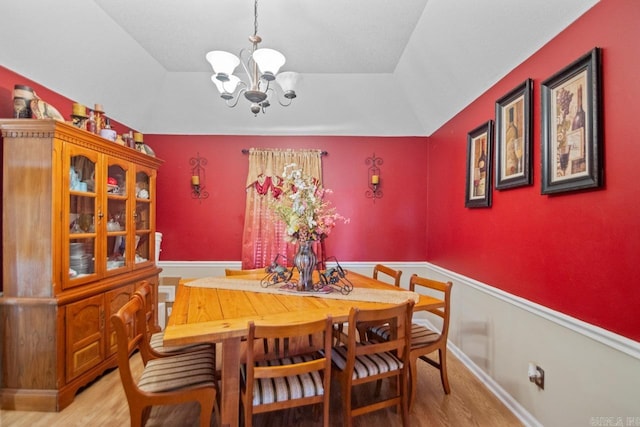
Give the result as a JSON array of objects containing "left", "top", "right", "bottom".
[{"left": 269, "top": 163, "right": 349, "bottom": 243}]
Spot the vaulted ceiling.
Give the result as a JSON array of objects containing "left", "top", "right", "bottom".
[{"left": 0, "top": 0, "right": 598, "bottom": 136}]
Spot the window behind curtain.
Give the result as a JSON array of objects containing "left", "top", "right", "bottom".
[{"left": 241, "top": 148, "right": 323, "bottom": 269}]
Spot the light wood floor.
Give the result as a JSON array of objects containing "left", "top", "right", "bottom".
[{"left": 0, "top": 350, "right": 523, "bottom": 427}]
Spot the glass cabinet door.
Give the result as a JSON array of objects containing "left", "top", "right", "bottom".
[
  {"left": 66, "top": 148, "right": 99, "bottom": 287},
  {"left": 133, "top": 166, "right": 155, "bottom": 266},
  {"left": 105, "top": 160, "right": 130, "bottom": 274}
]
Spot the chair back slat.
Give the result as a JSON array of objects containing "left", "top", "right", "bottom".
[
  {"left": 410, "top": 274, "right": 452, "bottom": 334},
  {"left": 133, "top": 281, "right": 154, "bottom": 326},
  {"left": 242, "top": 316, "right": 334, "bottom": 426},
  {"left": 373, "top": 264, "right": 403, "bottom": 287}
]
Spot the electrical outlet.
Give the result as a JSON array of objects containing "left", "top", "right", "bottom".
[{"left": 528, "top": 362, "right": 545, "bottom": 390}]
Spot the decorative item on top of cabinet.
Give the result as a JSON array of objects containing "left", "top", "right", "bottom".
[
  {"left": 0, "top": 119, "right": 163, "bottom": 412},
  {"left": 71, "top": 102, "right": 89, "bottom": 129},
  {"left": 133, "top": 132, "right": 156, "bottom": 156}
]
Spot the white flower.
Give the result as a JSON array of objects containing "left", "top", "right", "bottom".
[{"left": 269, "top": 163, "right": 349, "bottom": 242}]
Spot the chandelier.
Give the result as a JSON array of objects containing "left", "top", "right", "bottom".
[{"left": 205, "top": 0, "right": 299, "bottom": 116}]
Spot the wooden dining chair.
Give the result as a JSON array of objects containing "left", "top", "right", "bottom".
[
  {"left": 330, "top": 300, "right": 413, "bottom": 427},
  {"left": 337, "top": 264, "right": 404, "bottom": 346},
  {"left": 368, "top": 274, "right": 453, "bottom": 409},
  {"left": 333, "top": 264, "right": 404, "bottom": 345},
  {"left": 224, "top": 267, "right": 266, "bottom": 276},
  {"left": 111, "top": 296, "right": 218, "bottom": 427},
  {"left": 373, "top": 264, "right": 403, "bottom": 287},
  {"left": 240, "top": 316, "right": 334, "bottom": 427},
  {"left": 134, "top": 281, "right": 215, "bottom": 363}
]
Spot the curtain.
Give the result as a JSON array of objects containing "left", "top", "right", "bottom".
[{"left": 241, "top": 148, "right": 323, "bottom": 269}]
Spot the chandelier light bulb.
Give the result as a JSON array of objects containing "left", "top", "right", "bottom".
[
  {"left": 276, "top": 71, "right": 300, "bottom": 98},
  {"left": 211, "top": 74, "right": 241, "bottom": 99},
  {"left": 252, "top": 48, "right": 286, "bottom": 80},
  {"left": 205, "top": 51, "right": 240, "bottom": 77}
]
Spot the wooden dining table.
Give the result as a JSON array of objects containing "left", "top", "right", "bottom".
[{"left": 163, "top": 270, "right": 444, "bottom": 427}]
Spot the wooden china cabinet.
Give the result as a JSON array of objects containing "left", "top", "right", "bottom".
[{"left": 0, "top": 119, "right": 163, "bottom": 411}]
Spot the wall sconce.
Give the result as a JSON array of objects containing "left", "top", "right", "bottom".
[
  {"left": 365, "top": 153, "right": 383, "bottom": 201},
  {"left": 190, "top": 152, "right": 209, "bottom": 202}
]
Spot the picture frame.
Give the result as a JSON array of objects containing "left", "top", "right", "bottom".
[
  {"left": 541, "top": 47, "right": 602, "bottom": 194},
  {"left": 495, "top": 79, "right": 532, "bottom": 189},
  {"left": 465, "top": 120, "right": 493, "bottom": 208}
]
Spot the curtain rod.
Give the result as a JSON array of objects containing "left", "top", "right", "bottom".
[{"left": 241, "top": 149, "right": 328, "bottom": 156}]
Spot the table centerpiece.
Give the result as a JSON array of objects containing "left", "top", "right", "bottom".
[{"left": 269, "top": 163, "right": 349, "bottom": 291}]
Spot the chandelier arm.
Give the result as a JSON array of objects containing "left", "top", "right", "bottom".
[
  {"left": 277, "top": 96, "right": 293, "bottom": 107},
  {"left": 221, "top": 78, "right": 246, "bottom": 96},
  {"left": 225, "top": 88, "right": 248, "bottom": 108},
  {"left": 238, "top": 48, "right": 256, "bottom": 88},
  {"left": 267, "top": 85, "right": 293, "bottom": 107}
]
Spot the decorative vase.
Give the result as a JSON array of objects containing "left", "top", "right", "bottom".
[{"left": 294, "top": 240, "right": 317, "bottom": 292}]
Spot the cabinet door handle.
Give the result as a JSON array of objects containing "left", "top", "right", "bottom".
[{"left": 97, "top": 210, "right": 104, "bottom": 220}]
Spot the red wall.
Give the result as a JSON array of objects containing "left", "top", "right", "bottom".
[
  {"left": 148, "top": 135, "right": 428, "bottom": 262},
  {"left": 0, "top": 65, "right": 135, "bottom": 135},
  {"left": 426, "top": 0, "right": 640, "bottom": 341}
]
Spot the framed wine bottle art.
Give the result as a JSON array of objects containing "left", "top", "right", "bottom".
[
  {"left": 495, "top": 79, "right": 533, "bottom": 190},
  {"left": 465, "top": 120, "right": 494, "bottom": 208},
  {"left": 541, "top": 47, "right": 603, "bottom": 194}
]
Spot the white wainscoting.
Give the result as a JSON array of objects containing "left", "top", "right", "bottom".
[{"left": 158, "top": 260, "right": 640, "bottom": 427}]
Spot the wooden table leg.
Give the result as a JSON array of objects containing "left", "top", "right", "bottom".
[{"left": 220, "top": 336, "right": 241, "bottom": 427}]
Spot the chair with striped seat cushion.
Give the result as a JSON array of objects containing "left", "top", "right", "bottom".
[
  {"left": 111, "top": 296, "right": 217, "bottom": 427},
  {"left": 240, "top": 317, "right": 333, "bottom": 427},
  {"left": 367, "top": 274, "right": 453, "bottom": 410},
  {"left": 329, "top": 341, "right": 404, "bottom": 379},
  {"left": 334, "top": 264, "right": 403, "bottom": 345},
  {"left": 138, "top": 350, "right": 217, "bottom": 393},
  {"left": 369, "top": 322, "right": 440, "bottom": 346},
  {"left": 134, "top": 281, "right": 215, "bottom": 362},
  {"left": 329, "top": 301, "right": 413, "bottom": 427}
]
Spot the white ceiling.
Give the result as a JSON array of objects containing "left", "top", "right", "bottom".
[{"left": 0, "top": 0, "right": 598, "bottom": 136}]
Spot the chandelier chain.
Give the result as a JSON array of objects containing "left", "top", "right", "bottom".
[{"left": 253, "top": 0, "right": 259, "bottom": 38}]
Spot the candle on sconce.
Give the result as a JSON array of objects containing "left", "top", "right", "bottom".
[
  {"left": 371, "top": 174, "right": 380, "bottom": 185},
  {"left": 191, "top": 175, "right": 200, "bottom": 186},
  {"left": 72, "top": 103, "right": 86, "bottom": 117}
]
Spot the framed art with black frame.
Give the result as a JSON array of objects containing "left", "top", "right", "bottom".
[
  {"left": 495, "top": 78, "right": 532, "bottom": 190},
  {"left": 541, "top": 47, "right": 602, "bottom": 194},
  {"left": 465, "top": 120, "right": 493, "bottom": 208}
]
